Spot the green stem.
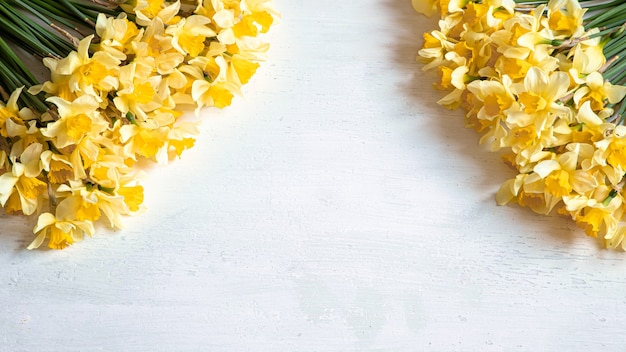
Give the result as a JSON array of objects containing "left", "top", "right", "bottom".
[
  {"left": 604, "top": 49, "right": 626, "bottom": 82},
  {"left": 585, "top": 2, "right": 626, "bottom": 29},
  {"left": 0, "top": 2, "right": 65, "bottom": 57},
  {"left": 0, "top": 37, "right": 37, "bottom": 85},
  {"left": 59, "top": 0, "right": 96, "bottom": 26},
  {"left": 616, "top": 101, "right": 626, "bottom": 126}
]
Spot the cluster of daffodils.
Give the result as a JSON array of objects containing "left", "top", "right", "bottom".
[
  {"left": 413, "top": 0, "right": 626, "bottom": 249},
  {"left": 0, "top": 0, "right": 278, "bottom": 249}
]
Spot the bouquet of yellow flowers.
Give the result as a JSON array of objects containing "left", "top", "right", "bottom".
[
  {"left": 413, "top": 0, "right": 626, "bottom": 249},
  {"left": 0, "top": 0, "right": 278, "bottom": 249}
]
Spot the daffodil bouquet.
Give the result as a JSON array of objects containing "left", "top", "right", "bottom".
[
  {"left": 0, "top": 0, "right": 278, "bottom": 249},
  {"left": 413, "top": 0, "right": 626, "bottom": 248}
]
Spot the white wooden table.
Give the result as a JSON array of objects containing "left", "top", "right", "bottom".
[{"left": 2, "top": 1, "right": 626, "bottom": 351}]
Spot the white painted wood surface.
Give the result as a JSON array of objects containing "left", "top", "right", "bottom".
[{"left": 3, "top": 1, "right": 626, "bottom": 351}]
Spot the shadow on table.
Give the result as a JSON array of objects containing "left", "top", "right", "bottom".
[
  {"left": 380, "top": 0, "right": 598, "bottom": 251},
  {"left": 0, "top": 212, "right": 35, "bottom": 251}
]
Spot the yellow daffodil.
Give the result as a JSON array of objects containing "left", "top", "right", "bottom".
[
  {"left": 576, "top": 207, "right": 615, "bottom": 238},
  {"left": 573, "top": 71, "right": 626, "bottom": 111},
  {"left": 167, "top": 15, "right": 217, "bottom": 57},
  {"left": 56, "top": 181, "right": 130, "bottom": 229},
  {"left": 507, "top": 67, "right": 571, "bottom": 141},
  {"left": 6, "top": 120, "right": 44, "bottom": 162},
  {"left": 40, "top": 151, "right": 75, "bottom": 185},
  {"left": 117, "top": 182, "right": 145, "bottom": 213},
  {"left": 242, "top": 0, "right": 279, "bottom": 33},
  {"left": 53, "top": 35, "right": 121, "bottom": 102},
  {"left": 133, "top": 18, "right": 185, "bottom": 75},
  {"left": 132, "top": 0, "right": 181, "bottom": 26},
  {"left": 119, "top": 119, "right": 169, "bottom": 162},
  {"left": 0, "top": 87, "right": 33, "bottom": 138},
  {"left": 547, "top": 0, "right": 585, "bottom": 37},
  {"left": 467, "top": 77, "right": 516, "bottom": 120},
  {"left": 566, "top": 35, "right": 606, "bottom": 83},
  {"left": 113, "top": 63, "right": 162, "bottom": 121},
  {"left": 43, "top": 95, "right": 108, "bottom": 148},
  {"left": 189, "top": 55, "right": 239, "bottom": 113},
  {"left": 0, "top": 0, "right": 277, "bottom": 249},
  {"left": 95, "top": 13, "right": 141, "bottom": 60},
  {"left": 27, "top": 212, "right": 95, "bottom": 250},
  {"left": 0, "top": 143, "right": 46, "bottom": 215}
]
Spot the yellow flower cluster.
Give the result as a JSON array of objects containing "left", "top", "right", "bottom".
[
  {"left": 414, "top": 0, "right": 626, "bottom": 248},
  {"left": 0, "top": 0, "right": 278, "bottom": 249}
]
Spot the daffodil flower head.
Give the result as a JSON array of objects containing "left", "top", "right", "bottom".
[
  {"left": 0, "top": 87, "right": 34, "bottom": 138},
  {"left": 41, "top": 151, "right": 74, "bottom": 185},
  {"left": 467, "top": 77, "right": 515, "bottom": 120},
  {"left": 43, "top": 95, "right": 107, "bottom": 149},
  {"left": 27, "top": 212, "right": 95, "bottom": 250},
  {"left": 0, "top": 143, "right": 46, "bottom": 216},
  {"left": 547, "top": 0, "right": 585, "bottom": 37},
  {"left": 573, "top": 72, "right": 626, "bottom": 111},
  {"left": 167, "top": 15, "right": 217, "bottom": 57},
  {"left": 512, "top": 67, "right": 570, "bottom": 115},
  {"left": 95, "top": 13, "right": 141, "bottom": 60},
  {"left": 132, "top": 0, "right": 181, "bottom": 26},
  {"left": 241, "top": 0, "right": 279, "bottom": 32}
]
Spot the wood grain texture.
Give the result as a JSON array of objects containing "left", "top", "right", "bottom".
[{"left": 2, "top": 1, "right": 626, "bottom": 351}]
